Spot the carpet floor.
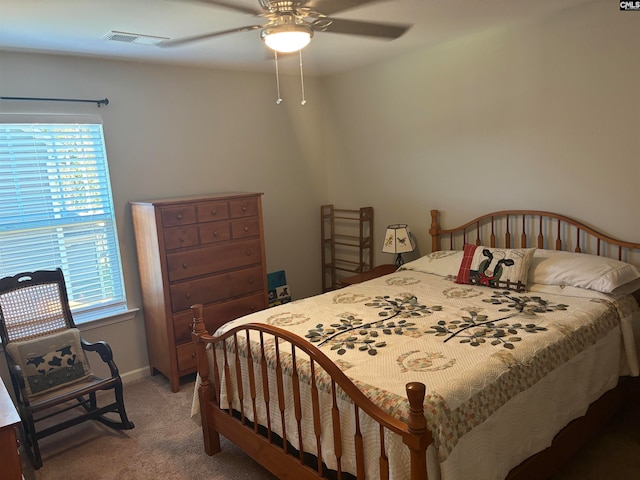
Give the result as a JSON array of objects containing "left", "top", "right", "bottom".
[{"left": 20, "top": 374, "right": 640, "bottom": 480}]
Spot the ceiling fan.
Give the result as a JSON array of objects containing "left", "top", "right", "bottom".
[{"left": 160, "top": 0, "right": 411, "bottom": 53}]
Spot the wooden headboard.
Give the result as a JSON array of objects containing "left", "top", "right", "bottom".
[{"left": 429, "top": 209, "right": 640, "bottom": 268}]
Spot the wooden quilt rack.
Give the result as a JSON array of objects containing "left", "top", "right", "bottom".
[{"left": 321, "top": 204, "right": 373, "bottom": 292}]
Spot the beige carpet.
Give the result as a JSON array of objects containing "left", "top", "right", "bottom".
[
  {"left": 21, "top": 374, "right": 640, "bottom": 480},
  {"left": 22, "top": 374, "right": 277, "bottom": 480}
]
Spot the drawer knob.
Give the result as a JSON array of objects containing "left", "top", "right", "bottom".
[
  {"left": 243, "top": 226, "right": 249, "bottom": 232},
  {"left": 177, "top": 214, "right": 183, "bottom": 220},
  {"left": 242, "top": 205, "right": 247, "bottom": 212},
  {"left": 213, "top": 231, "right": 219, "bottom": 237},
  {"left": 185, "top": 292, "right": 191, "bottom": 299},
  {"left": 248, "top": 277, "right": 254, "bottom": 284},
  {"left": 179, "top": 236, "right": 185, "bottom": 243},
  {"left": 245, "top": 250, "right": 251, "bottom": 256},
  {"left": 211, "top": 209, "right": 217, "bottom": 216},
  {"left": 182, "top": 263, "right": 188, "bottom": 269},
  {"left": 191, "top": 352, "right": 196, "bottom": 359}
]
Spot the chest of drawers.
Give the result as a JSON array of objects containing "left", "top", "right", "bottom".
[
  {"left": 131, "top": 193, "right": 268, "bottom": 391},
  {"left": 0, "top": 377, "right": 22, "bottom": 480}
]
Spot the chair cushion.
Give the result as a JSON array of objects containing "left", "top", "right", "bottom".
[{"left": 6, "top": 328, "right": 92, "bottom": 398}]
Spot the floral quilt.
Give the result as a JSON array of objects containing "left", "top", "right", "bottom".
[{"left": 209, "top": 270, "right": 639, "bottom": 478}]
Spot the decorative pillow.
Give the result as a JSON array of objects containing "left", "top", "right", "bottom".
[
  {"left": 399, "top": 250, "right": 463, "bottom": 277},
  {"left": 6, "top": 328, "right": 92, "bottom": 398},
  {"left": 528, "top": 249, "right": 640, "bottom": 294},
  {"left": 455, "top": 244, "right": 536, "bottom": 292}
]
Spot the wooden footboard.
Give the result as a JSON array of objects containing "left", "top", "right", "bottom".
[{"left": 191, "top": 303, "right": 433, "bottom": 480}]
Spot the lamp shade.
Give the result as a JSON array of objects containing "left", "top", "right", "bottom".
[{"left": 382, "top": 224, "right": 415, "bottom": 254}]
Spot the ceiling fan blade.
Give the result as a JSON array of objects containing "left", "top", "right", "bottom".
[
  {"left": 188, "top": 0, "right": 264, "bottom": 16},
  {"left": 304, "top": 0, "right": 387, "bottom": 16},
  {"left": 321, "top": 17, "right": 409, "bottom": 39},
  {"left": 159, "top": 25, "right": 262, "bottom": 48}
]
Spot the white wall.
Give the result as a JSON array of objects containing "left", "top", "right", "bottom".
[
  {"left": 0, "top": 52, "right": 328, "bottom": 381},
  {"left": 321, "top": 1, "right": 640, "bottom": 265}
]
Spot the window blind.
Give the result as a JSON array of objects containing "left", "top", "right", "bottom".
[{"left": 0, "top": 116, "right": 127, "bottom": 321}]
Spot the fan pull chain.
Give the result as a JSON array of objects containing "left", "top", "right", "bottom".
[
  {"left": 299, "top": 50, "right": 306, "bottom": 106},
  {"left": 274, "top": 51, "right": 283, "bottom": 105}
]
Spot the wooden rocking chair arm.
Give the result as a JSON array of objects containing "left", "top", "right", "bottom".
[
  {"left": 81, "top": 338, "right": 120, "bottom": 377},
  {"left": 81, "top": 338, "right": 113, "bottom": 360}
]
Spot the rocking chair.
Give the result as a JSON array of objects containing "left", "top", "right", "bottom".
[{"left": 0, "top": 268, "right": 134, "bottom": 469}]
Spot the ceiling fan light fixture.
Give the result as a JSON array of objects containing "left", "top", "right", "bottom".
[{"left": 261, "top": 24, "right": 313, "bottom": 53}]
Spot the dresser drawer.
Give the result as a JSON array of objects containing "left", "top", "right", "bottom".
[
  {"left": 172, "top": 292, "right": 267, "bottom": 345},
  {"left": 231, "top": 218, "right": 260, "bottom": 239},
  {"left": 161, "top": 205, "right": 196, "bottom": 227},
  {"left": 170, "top": 265, "right": 264, "bottom": 312},
  {"left": 199, "top": 220, "right": 231, "bottom": 245},
  {"left": 164, "top": 226, "right": 199, "bottom": 250},
  {"left": 229, "top": 197, "right": 259, "bottom": 218},
  {"left": 196, "top": 201, "right": 229, "bottom": 223},
  {"left": 167, "top": 239, "right": 262, "bottom": 282},
  {"left": 176, "top": 343, "right": 197, "bottom": 373}
]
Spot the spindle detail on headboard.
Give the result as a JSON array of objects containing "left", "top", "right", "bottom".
[{"left": 429, "top": 209, "right": 640, "bottom": 265}]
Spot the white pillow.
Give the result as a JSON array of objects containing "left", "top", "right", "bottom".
[
  {"left": 611, "top": 276, "right": 640, "bottom": 295},
  {"left": 528, "top": 249, "right": 640, "bottom": 294},
  {"left": 399, "top": 250, "right": 463, "bottom": 277}
]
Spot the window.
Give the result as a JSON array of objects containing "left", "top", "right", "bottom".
[{"left": 0, "top": 115, "right": 127, "bottom": 322}]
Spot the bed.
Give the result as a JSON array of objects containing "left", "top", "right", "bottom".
[{"left": 190, "top": 209, "right": 640, "bottom": 480}]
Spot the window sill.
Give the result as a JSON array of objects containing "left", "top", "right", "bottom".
[
  {"left": 0, "top": 308, "right": 140, "bottom": 352},
  {"left": 75, "top": 307, "right": 140, "bottom": 331}
]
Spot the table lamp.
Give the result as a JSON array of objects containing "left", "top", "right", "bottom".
[{"left": 382, "top": 224, "right": 415, "bottom": 267}]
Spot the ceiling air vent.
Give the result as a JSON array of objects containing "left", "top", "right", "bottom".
[{"left": 102, "top": 30, "right": 168, "bottom": 46}]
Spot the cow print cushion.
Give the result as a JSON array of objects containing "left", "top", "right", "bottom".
[
  {"left": 455, "top": 244, "right": 536, "bottom": 292},
  {"left": 6, "top": 328, "right": 92, "bottom": 397}
]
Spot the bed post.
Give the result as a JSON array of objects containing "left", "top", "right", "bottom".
[
  {"left": 430, "top": 210, "right": 440, "bottom": 252},
  {"left": 191, "top": 303, "right": 221, "bottom": 456},
  {"left": 405, "top": 382, "right": 431, "bottom": 480}
]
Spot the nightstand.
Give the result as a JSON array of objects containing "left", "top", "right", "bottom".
[
  {"left": 338, "top": 264, "right": 398, "bottom": 287},
  {"left": 0, "top": 377, "right": 22, "bottom": 480}
]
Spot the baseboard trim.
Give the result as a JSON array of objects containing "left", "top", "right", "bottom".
[{"left": 121, "top": 367, "right": 150, "bottom": 385}]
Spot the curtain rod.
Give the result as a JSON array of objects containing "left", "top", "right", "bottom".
[{"left": 0, "top": 96, "right": 109, "bottom": 107}]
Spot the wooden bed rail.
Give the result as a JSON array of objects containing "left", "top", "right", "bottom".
[
  {"left": 191, "top": 303, "right": 432, "bottom": 480},
  {"left": 430, "top": 209, "right": 640, "bottom": 261}
]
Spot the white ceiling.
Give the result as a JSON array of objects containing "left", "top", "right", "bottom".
[{"left": 0, "top": 0, "right": 593, "bottom": 75}]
